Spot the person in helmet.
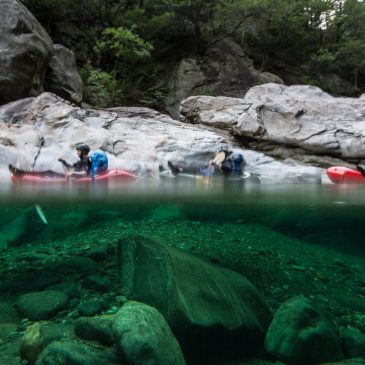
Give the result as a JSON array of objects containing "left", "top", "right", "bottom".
[
  {"left": 9, "top": 143, "right": 92, "bottom": 178},
  {"left": 58, "top": 143, "right": 92, "bottom": 178},
  {"left": 166, "top": 140, "right": 233, "bottom": 177}
]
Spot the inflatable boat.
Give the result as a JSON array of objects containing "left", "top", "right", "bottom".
[
  {"left": 159, "top": 170, "right": 260, "bottom": 184},
  {"left": 327, "top": 166, "right": 365, "bottom": 184},
  {"left": 11, "top": 169, "right": 136, "bottom": 185}
]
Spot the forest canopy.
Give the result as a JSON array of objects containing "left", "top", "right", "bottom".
[{"left": 22, "top": 0, "right": 365, "bottom": 108}]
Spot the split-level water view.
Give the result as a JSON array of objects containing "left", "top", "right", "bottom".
[{"left": 1, "top": 184, "right": 365, "bottom": 365}]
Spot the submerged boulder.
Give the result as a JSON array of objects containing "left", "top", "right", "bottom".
[
  {"left": 340, "top": 326, "right": 365, "bottom": 359},
  {"left": 112, "top": 301, "right": 186, "bottom": 365},
  {"left": 265, "top": 296, "right": 343, "bottom": 365},
  {"left": 16, "top": 290, "right": 69, "bottom": 321},
  {"left": 35, "top": 340, "right": 119, "bottom": 365},
  {"left": 0, "top": 206, "right": 47, "bottom": 248},
  {"left": 0, "top": 0, "right": 53, "bottom": 105},
  {"left": 116, "top": 235, "right": 272, "bottom": 359}
]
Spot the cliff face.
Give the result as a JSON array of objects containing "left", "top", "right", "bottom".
[
  {"left": 180, "top": 84, "right": 365, "bottom": 166},
  {"left": 0, "top": 0, "right": 83, "bottom": 106}
]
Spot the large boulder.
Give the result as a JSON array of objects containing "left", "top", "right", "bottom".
[
  {"left": 35, "top": 340, "right": 119, "bottom": 365},
  {"left": 112, "top": 301, "right": 186, "bottom": 365},
  {"left": 165, "top": 39, "right": 283, "bottom": 119},
  {"left": 116, "top": 235, "right": 272, "bottom": 359},
  {"left": 180, "top": 83, "right": 365, "bottom": 164},
  {"left": 265, "top": 296, "right": 343, "bottom": 365},
  {"left": 0, "top": 0, "right": 53, "bottom": 105},
  {"left": 0, "top": 205, "right": 47, "bottom": 248},
  {"left": 340, "top": 326, "right": 365, "bottom": 358},
  {"left": 0, "top": 92, "right": 326, "bottom": 184},
  {"left": 45, "top": 44, "right": 83, "bottom": 105},
  {"left": 16, "top": 290, "right": 69, "bottom": 321}
]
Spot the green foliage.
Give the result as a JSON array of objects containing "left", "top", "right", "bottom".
[
  {"left": 80, "top": 66, "right": 121, "bottom": 108},
  {"left": 96, "top": 27, "right": 153, "bottom": 64},
  {"left": 23, "top": 0, "right": 365, "bottom": 107},
  {"left": 310, "top": 48, "right": 337, "bottom": 71}
]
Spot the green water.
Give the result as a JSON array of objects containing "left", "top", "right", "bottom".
[{"left": 1, "top": 184, "right": 365, "bottom": 364}]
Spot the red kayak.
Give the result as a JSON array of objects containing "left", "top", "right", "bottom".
[
  {"left": 11, "top": 169, "right": 136, "bottom": 185},
  {"left": 327, "top": 166, "right": 365, "bottom": 184}
]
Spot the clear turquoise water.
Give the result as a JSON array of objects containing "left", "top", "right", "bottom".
[{"left": 1, "top": 184, "right": 365, "bottom": 364}]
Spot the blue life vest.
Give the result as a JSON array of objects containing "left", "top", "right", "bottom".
[
  {"left": 228, "top": 152, "right": 245, "bottom": 176},
  {"left": 90, "top": 150, "right": 108, "bottom": 177}
]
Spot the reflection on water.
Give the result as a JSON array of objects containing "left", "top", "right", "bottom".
[{"left": 1, "top": 184, "right": 365, "bottom": 364}]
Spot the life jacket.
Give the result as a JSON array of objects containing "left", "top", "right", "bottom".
[
  {"left": 90, "top": 150, "right": 108, "bottom": 177},
  {"left": 227, "top": 152, "right": 245, "bottom": 176}
]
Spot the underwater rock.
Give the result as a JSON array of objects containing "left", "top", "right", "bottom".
[
  {"left": 340, "top": 326, "right": 365, "bottom": 358},
  {"left": 20, "top": 322, "right": 43, "bottom": 363},
  {"left": 82, "top": 274, "right": 110, "bottom": 292},
  {"left": 319, "top": 359, "right": 365, "bottom": 365},
  {"left": 35, "top": 340, "right": 119, "bottom": 365},
  {"left": 265, "top": 296, "right": 343, "bottom": 365},
  {"left": 16, "top": 290, "right": 69, "bottom": 321},
  {"left": 47, "top": 282, "right": 82, "bottom": 299},
  {"left": 77, "top": 300, "right": 102, "bottom": 317},
  {"left": 0, "top": 301, "right": 20, "bottom": 323},
  {"left": 20, "top": 321, "right": 75, "bottom": 363},
  {"left": 0, "top": 206, "right": 47, "bottom": 248},
  {"left": 116, "top": 235, "right": 272, "bottom": 360},
  {"left": 74, "top": 317, "right": 115, "bottom": 346},
  {"left": 112, "top": 301, "right": 186, "bottom": 365}
]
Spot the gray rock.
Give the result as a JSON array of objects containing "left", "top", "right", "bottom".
[
  {"left": 45, "top": 44, "right": 83, "bottom": 104},
  {"left": 317, "top": 73, "right": 359, "bottom": 96},
  {"left": 35, "top": 340, "right": 119, "bottom": 365},
  {"left": 340, "top": 326, "right": 365, "bottom": 358},
  {"left": 0, "top": 91, "right": 327, "bottom": 183},
  {"left": 116, "top": 235, "right": 272, "bottom": 358},
  {"left": 166, "top": 39, "right": 283, "bottom": 119},
  {"left": 180, "top": 83, "right": 365, "bottom": 163},
  {"left": 74, "top": 317, "right": 114, "bottom": 346},
  {"left": 112, "top": 301, "right": 186, "bottom": 365},
  {"left": 265, "top": 296, "right": 343, "bottom": 365},
  {"left": 16, "top": 290, "right": 69, "bottom": 320},
  {"left": 0, "top": 0, "right": 53, "bottom": 105}
]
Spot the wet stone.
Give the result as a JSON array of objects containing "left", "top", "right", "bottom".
[
  {"left": 16, "top": 291, "right": 69, "bottom": 321},
  {"left": 83, "top": 275, "right": 110, "bottom": 292},
  {"left": 77, "top": 300, "right": 102, "bottom": 317},
  {"left": 74, "top": 317, "right": 115, "bottom": 346}
]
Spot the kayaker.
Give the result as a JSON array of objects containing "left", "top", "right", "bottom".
[
  {"left": 209, "top": 141, "right": 232, "bottom": 176},
  {"left": 58, "top": 143, "right": 92, "bottom": 178},
  {"left": 9, "top": 143, "right": 92, "bottom": 178},
  {"left": 167, "top": 141, "right": 239, "bottom": 177}
]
